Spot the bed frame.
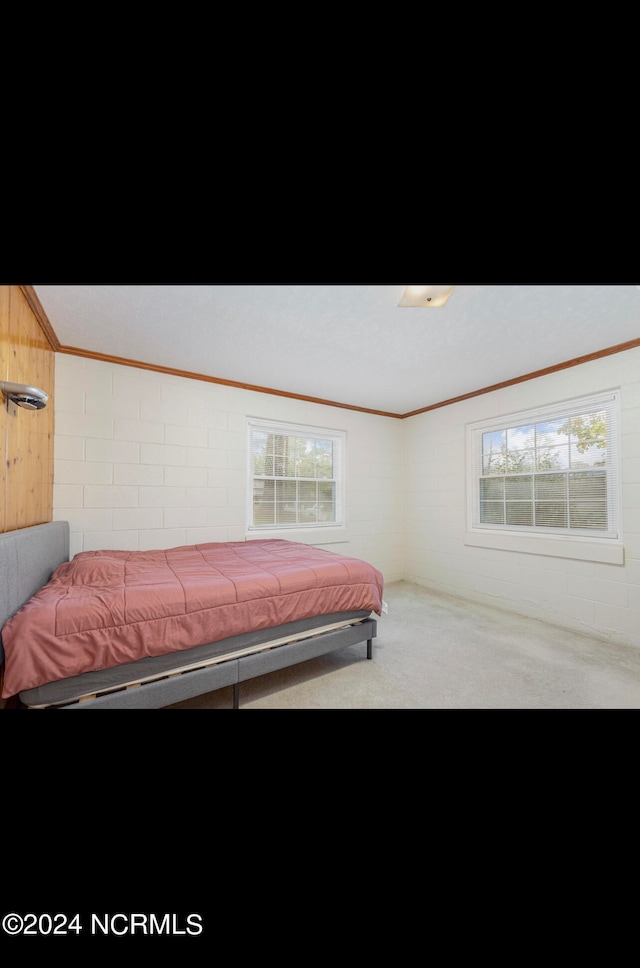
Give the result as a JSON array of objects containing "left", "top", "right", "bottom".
[{"left": 0, "top": 522, "right": 377, "bottom": 709}]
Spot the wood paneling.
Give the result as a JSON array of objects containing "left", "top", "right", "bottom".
[
  {"left": 0, "top": 286, "right": 7, "bottom": 535},
  {"left": 0, "top": 285, "right": 55, "bottom": 533},
  {"left": 1, "top": 285, "right": 55, "bottom": 705}
]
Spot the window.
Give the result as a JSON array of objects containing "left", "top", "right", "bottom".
[
  {"left": 248, "top": 418, "right": 344, "bottom": 531},
  {"left": 466, "top": 391, "right": 622, "bottom": 561}
]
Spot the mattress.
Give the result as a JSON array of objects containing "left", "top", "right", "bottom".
[{"left": 1, "top": 538, "right": 384, "bottom": 698}]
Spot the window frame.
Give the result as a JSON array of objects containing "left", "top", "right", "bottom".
[
  {"left": 247, "top": 417, "right": 345, "bottom": 533},
  {"left": 465, "top": 390, "right": 624, "bottom": 564}
]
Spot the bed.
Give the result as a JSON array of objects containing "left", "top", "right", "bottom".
[{"left": 0, "top": 522, "right": 383, "bottom": 709}]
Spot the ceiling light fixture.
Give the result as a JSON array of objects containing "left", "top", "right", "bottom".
[{"left": 398, "top": 285, "right": 456, "bottom": 308}]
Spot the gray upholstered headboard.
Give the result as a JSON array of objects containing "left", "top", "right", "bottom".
[{"left": 0, "top": 521, "right": 70, "bottom": 663}]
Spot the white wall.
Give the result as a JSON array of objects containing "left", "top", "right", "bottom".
[
  {"left": 402, "top": 346, "right": 640, "bottom": 648},
  {"left": 53, "top": 355, "right": 403, "bottom": 582}
]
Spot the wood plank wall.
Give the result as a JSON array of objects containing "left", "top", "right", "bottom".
[
  {"left": 0, "top": 285, "right": 55, "bottom": 534},
  {"left": 0, "top": 285, "right": 55, "bottom": 704}
]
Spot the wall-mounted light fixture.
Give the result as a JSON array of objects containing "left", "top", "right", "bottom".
[
  {"left": 398, "top": 285, "right": 456, "bottom": 307},
  {"left": 0, "top": 381, "right": 49, "bottom": 410}
]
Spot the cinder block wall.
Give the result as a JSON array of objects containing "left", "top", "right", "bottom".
[
  {"left": 402, "top": 346, "right": 640, "bottom": 648},
  {"left": 53, "top": 354, "right": 403, "bottom": 582}
]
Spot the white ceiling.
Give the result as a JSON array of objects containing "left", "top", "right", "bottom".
[{"left": 33, "top": 285, "right": 640, "bottom": 416}]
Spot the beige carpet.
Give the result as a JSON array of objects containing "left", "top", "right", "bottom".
[{"left": 167, "top": 580, "right": 640, "bottom": 710}]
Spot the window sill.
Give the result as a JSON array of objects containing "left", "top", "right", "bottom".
[
  {"left": 246, "top": 526, "right": 350, "bottom": 547},
  {"left": 464, "top": 529, "right": 624, "bottom": 564}
]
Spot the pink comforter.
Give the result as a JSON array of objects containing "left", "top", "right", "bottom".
[{"left": 1, "top": 539, "right": 384, "bottom": 697}]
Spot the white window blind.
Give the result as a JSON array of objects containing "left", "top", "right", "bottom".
[
  {"left": 468, "top": 391, "right": 621, "bottom": 540},
  {"left": 247, "top": 418, "right": 344, "bottom": 530}
]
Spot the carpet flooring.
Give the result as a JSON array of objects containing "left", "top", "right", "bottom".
[{"left": 168, "top": 580, "right": 640, "bottom": 710}]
